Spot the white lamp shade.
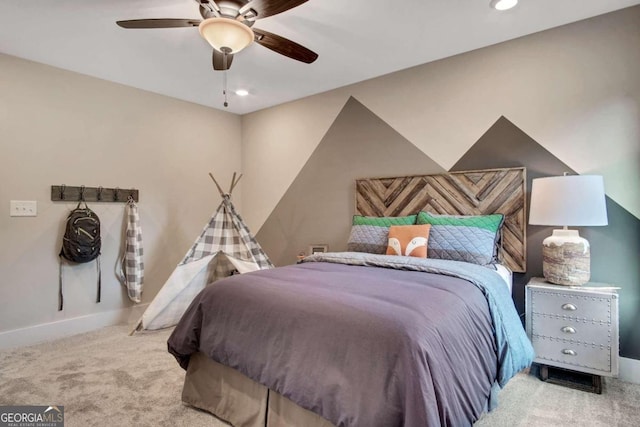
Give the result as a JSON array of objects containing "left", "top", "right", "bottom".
[
  {"left": 198, "top": 18, "right": 254, "bottom": 54},
  {"left": 529, "top": 175, "right": 608, "bottom": 226}
]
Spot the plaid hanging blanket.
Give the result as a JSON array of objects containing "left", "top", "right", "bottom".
[{"left": 118, "top": 199, "right": 144, "bottom": 303}]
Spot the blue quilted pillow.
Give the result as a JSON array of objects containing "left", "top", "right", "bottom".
[
  {"left": 416, "top": 211, "right": 504, "bottom": 265},
  {"left": 347, "top": 215, "right": 417, "bottom": 254}
]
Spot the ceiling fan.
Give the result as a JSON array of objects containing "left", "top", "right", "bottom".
[{"left": 116, "top": 0, "right": 318, "bottom": 71}]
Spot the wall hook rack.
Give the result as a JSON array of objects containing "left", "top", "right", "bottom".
[{"left": 51, "top": 185, "right": 139, "bottom": 203}]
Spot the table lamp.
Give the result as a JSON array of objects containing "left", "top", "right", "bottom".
[{"left": 529, "top": 174, "right": 608, "bottom": 286}]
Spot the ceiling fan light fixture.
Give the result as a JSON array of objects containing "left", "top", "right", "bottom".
[
  {"left": 199, "top": 17, "right": 255, "bottom": 54},
  {"left": 490, "top": 0, "right": 518, "bottom": 11}
]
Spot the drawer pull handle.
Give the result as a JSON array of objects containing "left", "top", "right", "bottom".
[
  {"left": 561, "top": 326, "right": 577, "bottom": 334},
  {"left": 561, "top": 303, "right": 577, "bottom": 311},
  {"left": 562, "top": 349, "right": 577, "bottom": 356}
]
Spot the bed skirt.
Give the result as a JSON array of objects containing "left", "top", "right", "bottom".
[{"left": 182, "top": 352, "right": 335, "bottom": 427}]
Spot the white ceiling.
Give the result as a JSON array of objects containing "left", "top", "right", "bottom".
[{"left": 1, "top": 0, "right": 638, "bottom": 115}]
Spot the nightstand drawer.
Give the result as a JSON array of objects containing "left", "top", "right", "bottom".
[
  {"left": 530, "top": 314, "right": 612, "bottom": 344},
  {"left": 532, "top": 336, "right": 612, "bottom": 373},
  {"left": 530, "top": 289, "right": 613, "bottom": 322}
]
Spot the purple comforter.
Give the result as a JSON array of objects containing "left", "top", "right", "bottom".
[{"left": 168, "top": 261, "right": 498, "bottom": 427}]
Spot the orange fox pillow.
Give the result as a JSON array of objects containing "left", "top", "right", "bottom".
[{"left": 386, "top": 224, "right": 431, "bottom": 258}]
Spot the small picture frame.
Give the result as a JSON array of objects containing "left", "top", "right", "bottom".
[{"left": 309, "top": 244, "right": 328, "bottom": 255}]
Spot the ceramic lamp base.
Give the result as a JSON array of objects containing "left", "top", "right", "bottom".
[{"left": 542, "top": 229, "right": 590, "bottom": 286}]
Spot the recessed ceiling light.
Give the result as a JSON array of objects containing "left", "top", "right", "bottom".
[
  {"left": 490, "top": 0, "right": 518, "bottom": 11},
  {"left": 235, "top": 89, "right": 249, "bottom": 97}
]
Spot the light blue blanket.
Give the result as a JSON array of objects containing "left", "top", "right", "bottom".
[{"left": 304, "top": 252, "right": 535, "bottom": 388}]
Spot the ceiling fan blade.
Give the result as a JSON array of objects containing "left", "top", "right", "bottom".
[
  {"left": 253, "top": 28, "right": 318, "bottom": 64},
  {"left": 240, "top": 0, "right": 308, "bottom": 19},
  {"left": 116, "top": 19, "right": 201, "bottom": 29},
  {"left": 212, "top": 49, "right": 234, "bottom": 71}
]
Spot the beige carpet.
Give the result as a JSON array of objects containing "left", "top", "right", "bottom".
[
  {"left": 476, "top": 367, "right": 640, "bottom": 426},
  {"left": 1, "top": 325, "right": 639, "bottom": 427},
  {"left": 0, "top": 326, "right": 226, "bottom": 427}
]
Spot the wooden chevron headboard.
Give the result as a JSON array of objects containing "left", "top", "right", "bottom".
[{"left": 355, "top": 167, "right": 527, "bottom": 272}]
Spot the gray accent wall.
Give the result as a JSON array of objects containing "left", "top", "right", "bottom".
[
  {"left": 256, "top": 109, "right": 640, "bottom": 361},
  {"left": 255, "top": 97, "right": 444, "bottom": 265},
  {"left": 452, "top": 116, "right": 640, "bottom": 360}
]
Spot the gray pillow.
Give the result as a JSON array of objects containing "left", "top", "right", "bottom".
[
  {"left": 347, "top": 215, "right": 417, "bottom": 254},
  {"left": 416, "top": 211, "right": 504, "bottom": 265}
]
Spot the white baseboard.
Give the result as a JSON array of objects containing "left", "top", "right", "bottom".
[
  {"left": 0, "top": 303, "right": 149, "bottom": 351},
  {"left": 619, "top": 357, "right": 640, "bottom": 384}
]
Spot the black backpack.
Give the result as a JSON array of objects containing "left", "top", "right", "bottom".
[{"left": 59, "top": 201, "right": 101, "bottom": 310}]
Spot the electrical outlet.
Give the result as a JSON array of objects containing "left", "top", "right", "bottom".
[{"left": 10, "top": 200, "right": 37, "bottom": 217}]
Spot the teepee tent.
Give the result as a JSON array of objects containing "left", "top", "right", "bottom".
[{"left": 132, "top": 173, "right": 273, "bottom": 332}]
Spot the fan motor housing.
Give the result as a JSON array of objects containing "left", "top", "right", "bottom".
[{"left": 201, "top": 0, "right": 247, "bottom": 18}]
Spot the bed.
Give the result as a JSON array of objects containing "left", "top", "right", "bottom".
[{"left": 167, "top": 168, "right": 534, "bottom": 427}]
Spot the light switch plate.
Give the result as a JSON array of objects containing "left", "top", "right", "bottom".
[{"left": 10, "top": 200, "right": 37, "bottom": 217}]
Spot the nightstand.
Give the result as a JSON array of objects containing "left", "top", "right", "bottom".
[{"left": 525, "top": 277, "right": 619, "bottom": 393}]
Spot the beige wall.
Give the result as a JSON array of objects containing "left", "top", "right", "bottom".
[
  {"left": 241, "top": 6, "right": 640, "bottom": 232},
  {"left": 0, "top": 54, "right": 242, "bottom": 333}
]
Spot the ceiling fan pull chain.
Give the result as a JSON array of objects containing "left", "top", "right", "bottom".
[
  {"left": 220, "top": 46, "right": 231, "bottom": 107},
  {"left": 222, "top": 69, "right": 229, "bottom": 108}
]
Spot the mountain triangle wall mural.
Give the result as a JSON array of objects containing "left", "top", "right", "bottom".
[{"left": 256, "top": 98, "right": 640, "bottom": 360}]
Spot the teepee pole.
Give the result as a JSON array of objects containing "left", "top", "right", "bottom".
[
  {"left": 229, "top": 172, "right": 236, "bottom": 193},
  {"left": 209, "top": 173, "right": 225, "bottom": 196},
  {"left": 229, "top": 173, "right": 243, "bottom": 194},
  {"left": 210, "top": 172, "right": 243, "bottom": 196},
  {"left": 129, "top": 318, "right": 142, "bottom": 336}
]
